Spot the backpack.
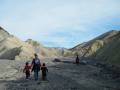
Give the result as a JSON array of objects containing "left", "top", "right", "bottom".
[
  {"left": 32, "top": 58, "right": 41, "bottom": 71},
  {"left": 34, "top": 59, "right": 40, "bottom": 65}
]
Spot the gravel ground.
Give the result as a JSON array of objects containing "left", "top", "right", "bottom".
[{"left": 0, "top": 58, "right": 120, "bottom": 90}]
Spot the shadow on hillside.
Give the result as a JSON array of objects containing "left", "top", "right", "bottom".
[{"left": 0, "top": 47, "right": 21, "bottom": 60}]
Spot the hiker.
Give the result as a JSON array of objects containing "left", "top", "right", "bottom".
[
  {"left": 76, "top": 55, "right": 80, "bottom": 64},
  {"left": 31, "top": 54, "right": 41, "bottom": 81},
  {"left": 41, "top": 63, "right": 48, "bottom": 80},
  {"left": 23, "top": 62, "right": 31, "bottom": 79}
]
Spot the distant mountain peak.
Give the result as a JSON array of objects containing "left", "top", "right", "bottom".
[
  {"left": 0, "top": 26, "right": 10, "bottom": 41},
  {"left": 26, "top": 39, "right": 42, "bottom": 47},
  {"left": 0, "top": 26, "right": 10, "bottom": 35},
  {"left": 0, "top": 26, "right": 4, "bottom": 30}
]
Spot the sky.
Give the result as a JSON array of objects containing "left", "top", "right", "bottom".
[{"left": 0, "top": 0, "right": 120, "bottom": 48}]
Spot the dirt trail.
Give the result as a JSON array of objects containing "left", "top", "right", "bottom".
[{"left": 0, "top": 59, "right": 120, "bottom": 90}]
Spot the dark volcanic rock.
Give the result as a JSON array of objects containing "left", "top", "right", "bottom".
[{"left": 53, "top": 58, "right": 61, "bottom": 62}]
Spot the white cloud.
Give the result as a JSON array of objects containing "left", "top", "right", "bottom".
[{"left": 0, "top": 0, "right": 120, "bottom": 47}]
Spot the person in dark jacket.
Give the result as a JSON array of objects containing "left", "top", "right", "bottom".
[
  {"left": 76, "top": 55, "right": 80, "bottom": 64},
  {"left": 31, "top": 54, "right": 41, "bottom": 81},
  {"left": 41, "top": 63, "right": 48, "bottom": 80}
]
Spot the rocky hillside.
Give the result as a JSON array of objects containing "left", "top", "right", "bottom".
[
  {"left": 26, "top": 39, "right": 72, "bottom": 58},
  {"left": 92, "top": 31, "right": 120, "bottom": 66},
  {"left": 71, "top": 30, "right": 120, "bottom": 67},
  {"left": 0, "top": 26, "right": 70, "bottom": 60},
  {"left": 0, "top": 26, "right": 35, "bottom": 60},
  {"left": 1, "top": 26, "right": 120, "bottom": 66}
]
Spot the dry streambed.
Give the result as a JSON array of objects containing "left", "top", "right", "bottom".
[{"left": 0, "top": 59, "right": 120, "bottom": 90}]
